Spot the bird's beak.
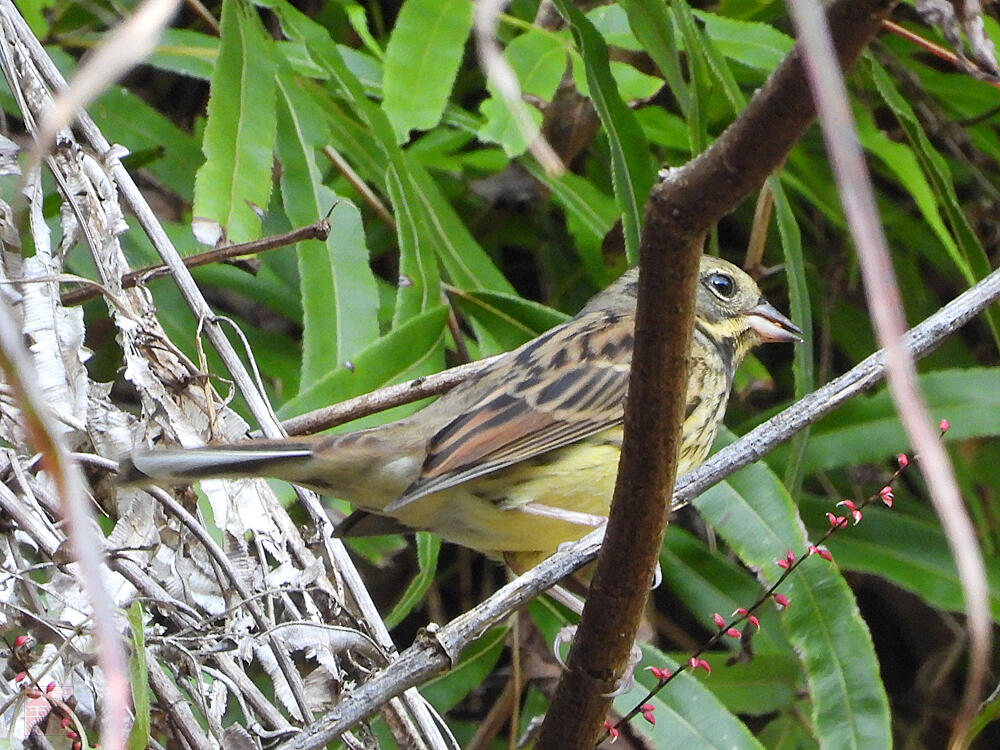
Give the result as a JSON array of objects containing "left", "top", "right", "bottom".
[{"left": 748, "top": 299, "right": 803, "bottom": 343}]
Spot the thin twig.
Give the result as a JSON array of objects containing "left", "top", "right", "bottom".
[{"left": 60, "top": 217, "right": 332, "bottom": 306}]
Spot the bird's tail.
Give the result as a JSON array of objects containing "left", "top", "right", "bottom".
[{"left": 118, "top": 439, "right": 319, "bottom": 487}]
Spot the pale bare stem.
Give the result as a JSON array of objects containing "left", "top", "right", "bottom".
[
  {"left": 0, "top": 302, "right": 129, "bottom": 750},
  {"left": 0, "top": 3, "right": 450, "bottom": 746},
  {"left": 787, "top": 4, "right": 991, "bottom": 748},
  {"left": 474, "top": 0, "right": 564, "bottom": 176}
]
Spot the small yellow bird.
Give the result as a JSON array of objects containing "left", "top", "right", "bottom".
[{"left": 123, "top": 256, "right": 800, "bottom": 570}]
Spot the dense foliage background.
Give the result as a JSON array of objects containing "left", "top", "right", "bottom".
[{"left": 3, "top": 0, "right": 1000, "bottom": 748}]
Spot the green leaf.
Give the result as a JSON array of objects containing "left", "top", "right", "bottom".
[
  {"left": 382, "top": 0, "right": 473, "bottom": 141},
  {"left": 126, "top": 602, "right": 150, "bottom": 750},
  {"left": 693, "top": 11, "right": 793, "bottom": 71},
  {"left": 696, "top": 430, "right": 892, "bottom": 750},
  {"left": 618, "top": 0, "right": 689, "bottom": 116},
  {"left": 192, "top": 0, "right": 277, "bottom": 243},
  {"left": 384, "top": 532, "right": 441, "bottom": 627},
  {"left": 277, "top": 306, "right": 448, "bottom": 419},
  {"left": 13, "top": 0, "right": 52, "bottom": 38},
  {"left": 612, "top": 645, "right": 767, "bottom": 749},
  {"left": 478, "top": 29, "right": 568, "bottom": 155},
  {"left": 387, "top": 164, "right": 441, "bottom": 324},
  {"left": 800, "top": 496, "right": 1000, "bottom": 621},
  {"left": 259, "top": 0, "right": 511, "bottom": 303},
  {"left": 552, "top": 0, "right": 654, "bottom": 264},
  {"left": 770, "top": 177, "right": 813, "bottom": 495},
  {"left": 275, "top": 75, "right": 379, "bottom": 386}
]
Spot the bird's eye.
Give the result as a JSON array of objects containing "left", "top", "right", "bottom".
[{"left": 707, "top": 272, "right": 736, "bottom": 299}]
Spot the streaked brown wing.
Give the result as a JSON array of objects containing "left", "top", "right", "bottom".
[{"left": 387, "top": 311, "right": 633, "bottom": 509}]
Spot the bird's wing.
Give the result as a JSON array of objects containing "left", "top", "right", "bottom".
[{"left": 387, "top": 311, "right": 634, "bottom": 509}]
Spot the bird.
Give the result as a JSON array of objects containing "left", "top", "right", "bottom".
[{"left": 122, "top": 256, "right": 801, "bottom": 571}]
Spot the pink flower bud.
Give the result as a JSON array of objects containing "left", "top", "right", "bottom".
[
  {"left": 748, "top": 615, "right": 760, "bottom": 629},
  {"left": 689, "top": 657, "right": 711, "bottom": 673},
  {"left": 817, "top": 547, "right": 833, "bottom": 562},
  {"left": 641, "top": 704, "right": 656, "bottom": 725},
  {"left": 826, "top": 512, "right": 847, "bottom": 528},
  {"left": 647, "top": 665, "right": 671, "bottom": 680},
  {"left": 713, "top": 613, "right": 726, "bottom": 629},
  {"left": 726, "top": 628, "right": 741, "bottom": 638},
  {"left": 733, "top": 607, "right": 749, "bottom": 617},
  {"left": 939, "top": 419, "right": 950, "bottom": 433},
  {"left": 897, "top": 453, "right": 909, "bottom": 469},
  {"left": 14, "top": 672, "right": 26, "bottom": 683},
  {"left": 879, "top": 486, "right": 894, "bottom": 508},
  {"left": 13, "top": 635, "right": 28, "bottom": 648},
  {"left": 774, "top": 593, "right": 790, "bottom": 609},
  {"left": 776, "top": 558, "right": 790, "bottom": 569},
  {"left": 46, "top": 681, "right": 55, "bottom": 694}
]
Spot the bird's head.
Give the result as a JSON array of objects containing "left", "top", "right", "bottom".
[{"left": 695, "top": 255, "right": 802, "bottom": 369}]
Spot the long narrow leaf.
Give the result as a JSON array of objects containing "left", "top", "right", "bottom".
[
  {"left": 192, "top": 0, "right": 276, "bottom": 243},
  {"left": 551, "top": 0, "right": 654, "bottom": 264}
]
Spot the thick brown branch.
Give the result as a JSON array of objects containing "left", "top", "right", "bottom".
[{"left": 535, "top": 0, "right": 898, "bottom": 746}]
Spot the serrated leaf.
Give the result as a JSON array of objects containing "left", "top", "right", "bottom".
[
  {"left": 382, "top": 0, "right": 473, "bottom": 141},
  {"left": 618, "top": 0, "right": 689, "bottom": 116},
  {"left": 275, "top": 75, "right": 379, "bottom": 387},
  {"left": 259, "top": 0, "right": 511, "bottom": 306},
  {"left": 192, "top": 0, "right": 277, "bottom": 244},
  {"left": 867, "top": 57, "right": 1000, "bottom": 349},
  {"left": 551, "top": 0, "right": 654, "bottom": 264}
]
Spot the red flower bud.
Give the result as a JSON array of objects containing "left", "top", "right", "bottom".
[{"left": 774, "top": 593, "right": 790, "bottom": 609}]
